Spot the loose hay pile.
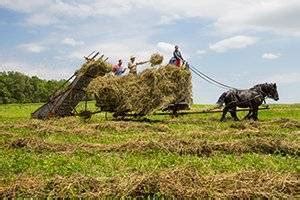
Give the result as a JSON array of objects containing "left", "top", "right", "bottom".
[
  {"left": 1, "top": 169, "right": 298, "bottom": 198},
  {"left": 149, "top": 53, "right": 164, "bottom": 66},
  {"left": 76, "top": 58, "right": 112, "bottom": 77},
  {"left": 87, "top": 65, "right": 192, "bottom": 116}
]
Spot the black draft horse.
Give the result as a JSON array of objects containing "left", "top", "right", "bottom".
[{"left": 217, "top": 83, "right": 279, "bottom": 121}]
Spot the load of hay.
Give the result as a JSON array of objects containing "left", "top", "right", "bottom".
[{"left": 87, "top": 65, "right": 192, "bottom": 117}]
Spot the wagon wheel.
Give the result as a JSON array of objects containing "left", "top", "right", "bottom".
[{"left": 163, "top": 102, "right": 190, "bottom": 117}]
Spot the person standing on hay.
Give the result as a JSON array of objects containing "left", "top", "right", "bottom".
[
  {"left": 112, "top": 59, "right": 126, "bottom": 76},
  {"left": 173, "top": 45, "right": 185, "bottom": 67},
  {"left": 128, "top": 56, "right": 148, "bottom": 75}
]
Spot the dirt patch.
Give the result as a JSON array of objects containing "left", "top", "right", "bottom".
[{"left": 1, "top": 169, "right": 299, "bottom": 198}]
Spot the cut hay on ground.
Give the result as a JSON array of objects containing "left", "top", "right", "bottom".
[
  {"left": 8, "top": 137, "right": 299, "bottom": 156},
  {"left": 1, "top": 169, "right": 298, "bottom": 198},
  {"left": 87, "top": 65, "right": 192, "bottom": 116}
]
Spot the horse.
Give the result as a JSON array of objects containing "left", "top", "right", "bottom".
[{"left": 216, "top": 83, "right": 279, "bottom": 121}]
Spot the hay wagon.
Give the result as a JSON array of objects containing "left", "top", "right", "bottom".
[
  {"left": 32, "top": 52, "right": 192, "bottom": 120},
  {"left": 32, "top": 52, "right": 270, "bottom": 120}
]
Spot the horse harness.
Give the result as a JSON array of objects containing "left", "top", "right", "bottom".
[{"left": 227, "top": 89, "right": 267, "bottom": 109}]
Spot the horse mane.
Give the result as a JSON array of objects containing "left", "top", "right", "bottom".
[
  {"left": 250, "top": 83, "right": 275, "bottom": 97},
  {"left": 250, "top": 83, "right": 265, "bottom": 90}
]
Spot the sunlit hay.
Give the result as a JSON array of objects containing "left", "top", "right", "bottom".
[
  {"left": 156, "top": 168, "right": 299, "bottom": 199},
  {"left": 76, "top": 58, "right": 112, "bottom": 77},
  {"left": 273, "top": 118, "right": 300, "bottom": 129},
  {"left": 149, "top": 53, "right": 164, "bottom": 66},
  {"left": 7, "top": 136, "right": 299, "bottom": 156},
  {"left": 87, "top": 65, "right": 192, "bottom": 117},
  {"left": 0, "top": 176, "right": 44, "bottom": 198},
  {"left": 11, "top": 118, "right": 97, "bottom": 136}
]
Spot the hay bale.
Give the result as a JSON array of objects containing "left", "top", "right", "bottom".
[
  {"left": 149, "top": 53, "right": 164, "bottom": 66},
  {"left": 87, "top": 65, "right": 192, "bottom": 116}
]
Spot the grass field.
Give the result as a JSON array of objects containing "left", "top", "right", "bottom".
[{"left": 0, "top": 103, "right": 299, "bottom": 198}]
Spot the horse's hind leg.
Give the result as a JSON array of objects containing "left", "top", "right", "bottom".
[
  {"left": 220, "top": 106, "right": 229, "bottom": 122},
  {"left": 243, "top": 110, "right": 253, "bottom": 120},
  {"left": 251, "top": 107, "right": 259, "bottom": 121},
  {"left": 230, "top": 107, "right": 239, "bottom": 121}
]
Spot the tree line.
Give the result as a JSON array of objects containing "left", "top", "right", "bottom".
[{"left": 0, "top": 71, "right": 66, "bottom": 104}]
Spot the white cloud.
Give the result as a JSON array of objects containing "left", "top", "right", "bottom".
[
  {"left": 25, "top": 13, "right": 57, "bottom": 26},
  {"left": 159, "top": 14, "right": 181, "bottom": 25},
  {"left": 214, "top": 0, "right": 300, "bottom": 36},
  {"left": 62, "top": 37, "right": 84, "bottom": 47},
  {"left": 18, "top": 43, "right": 46, "bottom": 53},
  {"left": 69, "top": 37, "right": 155, "bottom": 63},
  {"left": 266, "top": 73, "right": 300, "bottom": 84},
  {"left": 262, "top": 53, "right": 281, "bottom": 60},
  {"left": 0, "top": 0, "right": 47, "bottom": 13},
  {"left": 209, "top": 35, "right": 257, "bottom": 53},
  {"left": 157, "top": 42, "right": 174, "bottom": 53},
  {"left": 2, "top": 0, "right": 300, "bottom": 36}
]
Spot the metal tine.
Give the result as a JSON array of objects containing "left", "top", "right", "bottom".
[
  {"left": 87, "top": 50, "right": 96, "bottom": 59},
  {"left": 97, "top": 54, "right": 104, "bottom": 61}
]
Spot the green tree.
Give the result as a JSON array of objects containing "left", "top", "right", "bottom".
[{"left": 0, "top": 71, "right": 67, "bottom": 104}]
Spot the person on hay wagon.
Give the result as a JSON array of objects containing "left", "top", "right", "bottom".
[
  {"left": 112, "top": 59, "right": 126, "bottom": 76},
  {"left": 172, "top": 45, "right": 185, "bottom": 67},
  {"left": 128, "top": 56, "right": 148, "bottom": 75}
]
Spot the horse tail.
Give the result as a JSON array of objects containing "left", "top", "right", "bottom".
[{"left": 216, "top": 92, "right": 227, "bottom": 107}]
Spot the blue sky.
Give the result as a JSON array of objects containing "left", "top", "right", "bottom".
[{"left": 0, "top": 0, "right": 299, "bottom": 103}]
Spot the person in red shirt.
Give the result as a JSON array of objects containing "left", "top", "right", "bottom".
[{"left": 112, "top": 59, "right": 125, "bottom": 76}]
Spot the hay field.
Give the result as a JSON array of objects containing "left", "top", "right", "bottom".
[{"left": 0, "top": 103, "right": 299, "bottom": 198}]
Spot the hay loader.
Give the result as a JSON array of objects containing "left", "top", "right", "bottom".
[{"left": 31, "top": 52, "right": 110, "bottom": 119}]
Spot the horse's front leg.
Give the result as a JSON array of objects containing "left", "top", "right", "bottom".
[
  {"left": 220, "top": 106, "right": 229, "bottom": 122},
  {"left": 243, "top": 109, "right": 253, "bottom": 120}
]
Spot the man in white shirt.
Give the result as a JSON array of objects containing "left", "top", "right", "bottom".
[{"left": 128, "top": 56, "right": 148, "bottom": 75}]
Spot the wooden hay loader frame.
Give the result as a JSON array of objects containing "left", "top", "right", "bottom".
[{"left": 31, "top": 52, "right": 108, "bottom": 119}]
